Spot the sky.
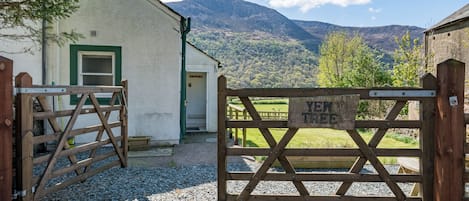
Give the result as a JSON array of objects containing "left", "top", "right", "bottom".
[{"left": 161, "top": 0, "right": 469, "bottom": 28}]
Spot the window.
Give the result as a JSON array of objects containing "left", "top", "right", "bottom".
[
  {"left": 70, "top": 45, "right": 122, "bottom": 104},
  {"left": 80, "top": 53, "right": 114, "bottom": 86}
]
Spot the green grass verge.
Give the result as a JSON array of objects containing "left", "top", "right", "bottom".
[
  {"left": 252, "top": 104, "right": 288, "bottom": 112},
  {"left": 238, "top": 128, "right": 418, "bottom": 164}
]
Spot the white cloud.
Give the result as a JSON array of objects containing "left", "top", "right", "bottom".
[
  {"left": 368, "top": 7, "right": 381, "bottom": 13},
  {"left": 371, "top": 16, "right": 377, "bottom": 20},
  {"left": 268, "top": 0, "right": 372, "bottom": 12},
  {"left": 160, "top": 0, "right": 183, "bottom": 2}
]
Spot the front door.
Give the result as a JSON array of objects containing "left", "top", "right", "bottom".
[{"left": 186, "top": 72, "right": 207, "bottom": 131}]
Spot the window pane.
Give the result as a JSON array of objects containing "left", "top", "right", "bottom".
[
  {"left": 83, "top": 75, "right": 113, "bottom": 86},
  {"left": 82, "top": 55, "right": 112, "bottom": 73}
]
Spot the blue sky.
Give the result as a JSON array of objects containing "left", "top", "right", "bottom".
[
  {"left": 245, "top": 0, "right": 468, "bottom": 28},
  {"left": 162, "top": 0, "right": 468, "bottom": 28}
]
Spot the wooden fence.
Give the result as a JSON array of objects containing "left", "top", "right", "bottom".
[
  {"left": 218, "top": 59, "right": 467, "bottom": 201},
  {"left": 0, "top": 56, "right": 13, "bottom": 201},
  {"left": 12, "top": 72, "right": 128, "bottom": 201},
  {"left": 227, "top": 104, "right": 246, "bottom": 146},
  {"left": 227, "top": 104, "right": 288, "bottom": 146}
]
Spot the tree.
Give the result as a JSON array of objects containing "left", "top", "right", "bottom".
[
  {"left": 317, "top": 31, "right": 392, "bottom": 118},
  {"left": 0, "top": 0, "right": 81, "bottom": 53},
  {"left": 317, "top": 31, "right": 391, "bottom": 88},
  {"left": 392, "top": 31, "right": 423, "bottom": 87},
  {"left": 344, "top": 46, "right": 391, "bottom": 88}
]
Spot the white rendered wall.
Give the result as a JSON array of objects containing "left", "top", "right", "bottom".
[
  {"left": 47, "top": 0, "right": 183, "bottom": 144},
  {"left": 0, "top": 29, "right": 42, "bottom": 84}
]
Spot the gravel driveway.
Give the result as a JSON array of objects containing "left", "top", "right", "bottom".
[{"left": 40, "top": 153, "right": 415, "bottom": 201}]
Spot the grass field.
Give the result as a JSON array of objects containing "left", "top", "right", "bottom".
[
  {"left": 230, "top": 99, "right": 418, "bottom": 164},
  {"left": 237, "top": 128, "right": 417, "bottom": 164},
  {"left": 241, "top": 128, "right": 417, "bottom": 148},
  {"left": 229, "top": 98, "right": 288, "bottom": 112},
  {"left": 253, "top": 104, "right": 288, "bottom": 112}
]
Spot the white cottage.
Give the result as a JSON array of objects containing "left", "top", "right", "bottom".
[
  {"left": 1, "top": 0, "right": 219, "bottom": 145},
  {"left": 186, "top": 42, "right": 220, "bottom": 133}
]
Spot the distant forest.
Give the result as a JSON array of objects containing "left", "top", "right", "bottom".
[{"left": 189, "top": 31, "right": 318, "bottom": 88}]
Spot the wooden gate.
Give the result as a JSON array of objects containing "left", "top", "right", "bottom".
[
  {"left": 218, "top": 59, "right": 467, "bottom": 201},
  {"left": 14, "top": 73, "right": 128, "bottom": 201}
]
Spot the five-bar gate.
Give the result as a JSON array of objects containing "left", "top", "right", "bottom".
[
  {"left": 218, "top": 59, "right": 467, "bottom": 201},
  {"left": 14, "top": 73, "right": 128, "bottom": 201}
]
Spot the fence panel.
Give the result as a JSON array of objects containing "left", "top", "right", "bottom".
[
  {"left": 14, "top": 73, "right": 128, "bottom": 201},
  {"left": 218, "top": 74, "right": 437, "bottom": 201}
]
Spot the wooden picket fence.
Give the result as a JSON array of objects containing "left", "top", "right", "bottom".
[
  {"left": 218, "top": 59, "right": 467, "bottom": 201},
  {"left": 227, "top": 104, "right": 288, "bottom": 146},
  {"left": 12, "top": 72, "right": 128, "bottom": 201}
]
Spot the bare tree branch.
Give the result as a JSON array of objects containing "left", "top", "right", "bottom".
[{"left": 0, "top": 0, "right": 81, "bottom": 53}]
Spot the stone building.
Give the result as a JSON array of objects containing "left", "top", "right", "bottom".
[
  {"left": 425, "top": 3, "right": 469, "bottom": 113},
  {"left": 425, "top": 3, "right": 469, "bottom": 76}
]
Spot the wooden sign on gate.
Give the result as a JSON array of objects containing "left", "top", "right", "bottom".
[{"left": 288, "top": 95, "right": 360, "bottom": 130}]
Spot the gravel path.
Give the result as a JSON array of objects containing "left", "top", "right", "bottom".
[{"left": 40, "top": 156, "right": 416, "bottom": 201}]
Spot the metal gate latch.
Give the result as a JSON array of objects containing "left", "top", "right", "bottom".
[{"left": 449, "top": 96, "right": 458, "bottom": 106}]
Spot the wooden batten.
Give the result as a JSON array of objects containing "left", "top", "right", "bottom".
[
  {"left": 33, "top": 122, "right": 121, "bottom": 144},
  {"left": 33, "top": 105, "right": 121, "bottom": 120},
  {"left": 226, "top": 148, "right": 421, "bottom": 157},
  {"left": 227, "top": 172, "right": 421, "bottom": 182}
]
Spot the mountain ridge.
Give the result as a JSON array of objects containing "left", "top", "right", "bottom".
[
  {"left": 167, "top": 0, "right": 322, "bottom": 51},
  {"left": 293, "top": 20, "right": 424, "bottom": 53},
  {"left": 167, "top": 0, "right": 425, "bottom": 53},
  {"left": 165, "top": 0, "right": 426, "bottom": 88}
]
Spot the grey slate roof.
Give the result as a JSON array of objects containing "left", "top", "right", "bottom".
[{"left": 426, "top": 3, "right": 469, "bottom": 32}]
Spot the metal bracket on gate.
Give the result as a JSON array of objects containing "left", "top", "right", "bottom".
[
  {"left": 14, "top": 87, "right": 66, "bottom": 95},
  {"left": 12, "top": 190, "right": 26, "bottom": 198},
  {"left": 369, "top": 90, "right": 436, "bottom": 98},
  {"left": 12, "top": 186, "right": 35, "bottom": 198}
]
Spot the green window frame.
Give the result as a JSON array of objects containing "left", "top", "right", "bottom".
[{"left": 70, "top": 45, "right": 122, "bottom": 105}]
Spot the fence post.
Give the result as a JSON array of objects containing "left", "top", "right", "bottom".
[
  {"left": 228, "top": 105, "right": 233, "bottom": 139},
  {"left": 120, "top": 80, "right": 128, "bottom": 168},
  {"left": 434, "top": 59, "right": 465, "bottom": 201},
  {"left": 419, "top": 73, "right": 436, "bottom": 201},
  {"left": 0, "top": 56, "right": 13, "bottom": 201},
  {"left": 217, "top": 76, "right": 227, "bottom": 201},
  {"left": 234, "top": 110, "right": 239, "bottom": 145},
  {"left": 242, "top": 109, "right": 247, "bottom": 147},
  {"left": 15, "top": 73, "right": 34, "bottom": 201}
]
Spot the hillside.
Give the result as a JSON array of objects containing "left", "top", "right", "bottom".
[
  {"left": 166, "top": 0, "right": 425, "bottom": 88},
  {"left": 293, "top": 20, "right": 424, "bottom": 54},
  {"left": 190, "top": 30, "right": 317, "bottom": 88},
  {"left": 167, "top": 0, "right": 321, "bottom": 51}
]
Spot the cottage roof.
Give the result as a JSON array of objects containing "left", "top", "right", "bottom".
[
  {"left": 187, "top": 42, "right": 222, "bottom": 67},
  {"left": 146, "top": 0, "right": 185, "bottom": 22},
  {"left": 156, "top": 0, "right": 184, "bottom": 19},
  {"left": 425, "top": 3, "right": 469, "bottom": 32}
]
